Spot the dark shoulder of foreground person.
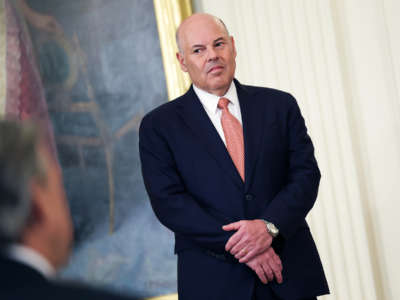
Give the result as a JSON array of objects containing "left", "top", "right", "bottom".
[{"left": 1, "top": 281, "right": 142, "bottom": 300}]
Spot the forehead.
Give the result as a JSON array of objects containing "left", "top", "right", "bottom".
[{"left": 180, "top": 17, "right": 228, "bottom": 47}]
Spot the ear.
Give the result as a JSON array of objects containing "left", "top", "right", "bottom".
[
  {"left": 230, "top": 36, "right": 237, "bottom": 59},
  {"left": 29, "top": 179, "right": 47, "bottom": 225},
  {"left": 176, "top": 52, "right": 188, "bottom": 72}
]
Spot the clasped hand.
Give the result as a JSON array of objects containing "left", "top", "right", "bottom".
[{"left": 223, "top": 219, "right": 283, "bottom": 284}]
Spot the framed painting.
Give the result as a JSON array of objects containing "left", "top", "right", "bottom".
[{"left": 0, "top": 0, "right": 192, "bottom": 299}]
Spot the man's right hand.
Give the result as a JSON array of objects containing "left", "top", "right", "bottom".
[{"left": 245, "top": 247, "right": 283, "bottom": 284}]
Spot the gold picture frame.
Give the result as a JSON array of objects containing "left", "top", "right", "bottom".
[
  {"left": 146, "top": 1, "right": 194, "bottom": 298},
  {"left": 147, "top": 1, "right": 193, "bottom": 298},
  {"left": 0, "top": 0, "right": 6, "bottom": 114},
  {"left": 153, "top": 0, "right": 192, "bottom": 101},
  {"left": 147, "top": 2, "right": 193, "bottom": 297},
  {"left": 146, "top": 294, "right": 179, "bottom": 300}
]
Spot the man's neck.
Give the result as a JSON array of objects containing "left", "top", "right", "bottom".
[{"left": 194, "top": 82, "right": 234, "bottom": 97}]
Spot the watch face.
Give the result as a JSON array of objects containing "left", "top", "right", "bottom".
[{"left": 267, "top": 223, "right": 278, "bottom": 237}]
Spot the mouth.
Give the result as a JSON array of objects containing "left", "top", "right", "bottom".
[{"left": 207, "top": 65, "right": 224, "bottom": 74}]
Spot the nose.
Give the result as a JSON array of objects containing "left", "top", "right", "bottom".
[{"left": 207, "top": 47, "right": 218, "bottom": 62}]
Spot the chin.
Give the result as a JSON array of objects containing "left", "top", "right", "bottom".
[{"left": 211, "top": 81, "right": 230, "bottom": 92}]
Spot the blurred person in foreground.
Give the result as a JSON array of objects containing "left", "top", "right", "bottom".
[
  {"left": 139, "top": 13, "right": 329, "bottom": 300},
  {"left": 0, "top": 120, "right": 139, "bottom": 300}
]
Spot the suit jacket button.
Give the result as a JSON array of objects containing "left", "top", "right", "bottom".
[{"left": 245, "top": 194, "right": 254, "bottom": 201}]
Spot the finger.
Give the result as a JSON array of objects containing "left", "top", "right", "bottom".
[
  {"left": 261, "top": 263, "right": 274, "bottom": 282},
  {"left": 267, "top": 251, "right": 283, "bottom": 283},
  {"left": 273, "top": 267, "right": 283, "bottom": 284},
  {"left": 225, "top": 231, "right": 243, "bottom": 251},
  {"left": 239, "top": 248, "right": 258, "bottom": 263},
  {"left": 231, "top": 240, "right": 248, "bottom": 256},
  {"left": 268, "top": 248, "right": 283, "bottom": 271},
  {"left": 270, "top": 261, "right": 283, "bottom": 283},
  {"left": 273, "top": 254, "right": 283, "bottom": 272},
  {"left": 233, "top": 246, "right": 245, "bottom": 257},
  {"left": 222, "top": 221, "right": 241, "bottom": 231},
  {"left": 239, "top": 242, "right": 268, "bottom": 262},
  {"left": 254, "top": 266, "right": 267, "bottom": 284}
]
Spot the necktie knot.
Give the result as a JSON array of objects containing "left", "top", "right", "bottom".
[{"left": 218, "top": 97, "right": 230, "bottom": 110}]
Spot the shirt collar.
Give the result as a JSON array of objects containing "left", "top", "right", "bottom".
[
  {"left": 6, "top": 244, "right": 56, "bottom": 278},
  {"left": 193, "top": 81, "right": 239, "bottom": 114}
]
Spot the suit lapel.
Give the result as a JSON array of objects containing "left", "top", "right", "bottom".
[
  {"left": 177, "top": 86, "right": 243, "bottom": 191},
  {"left": 235, "top": 80, "right": 272, "bottom": 193}
]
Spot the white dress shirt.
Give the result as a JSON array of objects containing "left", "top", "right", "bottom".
[
  {"left": 6, "top": 244, "right": 56, "bottom": 278},
  {"left": 193, "top": 81, "right": 243, "bottom": 146}
]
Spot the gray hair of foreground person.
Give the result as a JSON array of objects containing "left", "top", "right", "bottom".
[{"left": 0, "top": 121, "right": 47, "bottom": 244}]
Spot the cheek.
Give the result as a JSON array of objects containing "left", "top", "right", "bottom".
[
  {"left": 193, "top": 61, "right": 204, "bottom": 73},
  {"left": 189, "top": 66, "right": 205, "bottom": 80}
]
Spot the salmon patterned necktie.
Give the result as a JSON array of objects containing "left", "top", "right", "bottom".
[{"left": 218, "top": 97, "right": 245, "bottom": 181}]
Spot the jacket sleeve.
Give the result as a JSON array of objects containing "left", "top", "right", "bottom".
[
  {"left": 139, "top": 113, "right": 233, "bottom": 252},
  {"left": 261, "top": 93, "right": 321, "bottom": 239}
]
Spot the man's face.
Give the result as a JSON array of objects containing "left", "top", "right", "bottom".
[{"left": 177, "top": 15, "right": 237, "bottom": 96}]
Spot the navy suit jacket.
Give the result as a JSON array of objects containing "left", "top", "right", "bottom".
[{"left": 139, "top": 80, "right": 329, "bottom": 300}]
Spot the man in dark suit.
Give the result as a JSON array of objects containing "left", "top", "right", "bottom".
[
  {"left": 0, "top": 120, "right": 139, "bottom": 300},
  {"left": 139, "top": 13, "right": 329, "bottom": 300}
]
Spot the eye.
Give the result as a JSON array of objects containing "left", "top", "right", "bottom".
[
  {"left": 215, "top": 41, "right": 225, "bottom": 47},
  {"left": 193, "top": 48, "right": 202, "bottom": 54}
]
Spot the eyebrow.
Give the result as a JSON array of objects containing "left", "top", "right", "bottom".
[
  {"left": 191, "top": 36, "right": 227, "bottom": 49},
  {"left": 213, "top": 37, "right": 226, "bottom": 43}
]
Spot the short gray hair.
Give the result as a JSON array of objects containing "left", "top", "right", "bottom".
[{"left": 0, "top": 120, "right": 46, "bottom": 244}]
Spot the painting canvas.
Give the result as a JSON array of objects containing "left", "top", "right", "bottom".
[{"left": 3, "top": 0, "right": 177, "bottom": 297}]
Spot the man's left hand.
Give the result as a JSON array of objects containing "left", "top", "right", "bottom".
[
  {"left": 246, "top": 247, "right": 283, "bottom": 284},
  {"left": 223, "top": 219, "right": 273, "bottom": 263}
]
